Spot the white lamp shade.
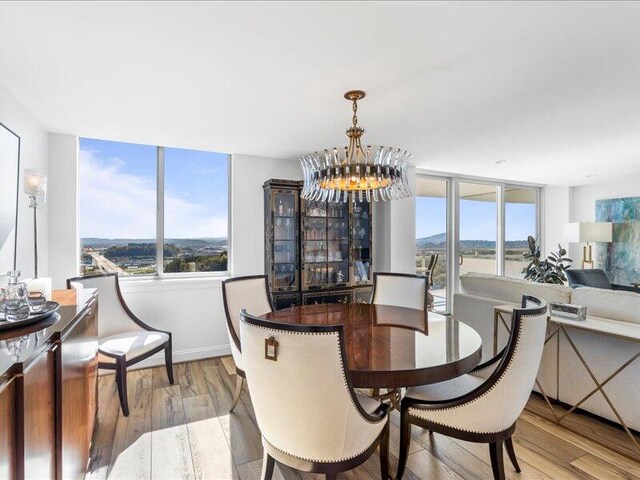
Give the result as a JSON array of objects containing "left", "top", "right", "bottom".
[
  {"left": 23, "top": 168, "right": 47, "bottom": 206},
  {"left": 564, "top": 222, "right": 612, "bottom": 243}
]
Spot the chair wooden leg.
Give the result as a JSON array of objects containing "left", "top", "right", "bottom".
[
  {"left": 230, "top": 375, "right": 243, "bottom": 413},
  {"left": 396, "top": 410, "right": 411, "bottom": 480},
  {"left": 325, "top": 474, "right": 337, "bottom": 480},
  {"left": 505, "top": 436, "right": 521, "bottom": 473},
  {"left": 164, "top": 343, "right": 174, "bottom": 385},
  {"left": 260, "top": 453, "right": 275, "bottom": 480},
  {"left": 115, "top": 359, "right": 129, "bottom": 417},
  {"left": 379, "top": 420, "right": 390, "bottom": 480},
  {"left": 489, "top": 441, "right": 506, "bottom": 480}
]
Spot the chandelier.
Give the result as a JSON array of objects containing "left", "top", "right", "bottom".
[{"left": 300, "top": 90, "right": 413, "bottom": 202}]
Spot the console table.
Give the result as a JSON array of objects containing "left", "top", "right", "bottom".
[
  {"left": 494, "top": 304, "right": 640, "bottom": 461},
  {"left": 0, "top": 289, "right": 98, "bottom": 480}
]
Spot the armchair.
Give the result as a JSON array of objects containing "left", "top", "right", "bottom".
[
  {"left": 566, "top": 269, "right": 640, "bottom": 293},
  {"left": 240, "top": 310, "right": 390, "bottom": 479},
  {"left": 397, "top": 295, "right": 548, "bottom": 480},
  {"left": 67, "top": 273, "right": 173, "bottom": 417}
]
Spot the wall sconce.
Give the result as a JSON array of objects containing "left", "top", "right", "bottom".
[{"left": 23, "top": 168, "right": 47, "bottom": 278}]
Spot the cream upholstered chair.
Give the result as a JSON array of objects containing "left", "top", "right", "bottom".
[
  {"left": 396, "top": 295, "right": 548, "bottom": 480},
  {"left": 371, "top": 272, "right": 429, "bottom": 311},
  {"left": 370, "top": 272, "right": 430, "bottom": 398},
  {"left": 221, "top": 275, "right": 274, "bottom": 412},
  {"left": 240, "top": 310, "right": 391, "bottom": 480},
  {"left": 67, "top": 273, "right": 173, "bottom": 417}
]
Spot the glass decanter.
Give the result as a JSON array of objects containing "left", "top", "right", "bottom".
[{"left": 0, "top": 271, "right": 30, "bottom": 322}]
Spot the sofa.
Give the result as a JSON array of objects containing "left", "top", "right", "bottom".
[{"left": 454, "top": 272, "right": 640, "bottom": 431}]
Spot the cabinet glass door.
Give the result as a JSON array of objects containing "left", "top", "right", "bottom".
[
  {"left": 271, "top": 190, "right": 298, "bottom": 290},
  {"left": 352, "top": 200, "right": 371, "bottom": 284}
]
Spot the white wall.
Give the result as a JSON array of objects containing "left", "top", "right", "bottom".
[
  {"left": 0, "top": 84, "right": 49, "bottom": 279},
  {"left": 373, "top": 167, "right": 417, "bottom": 274},
  {"left": 46, "top": 145, "right": 301, "bottom": 367},
  {"left": 230, "top": 154, "right": 302, "bottom": 276},
  {"left": 48, "top": 133, "right": 78, "bottom": 289},
  {"left": 543, "top": 185, "right": 571, "bottom": 256}
]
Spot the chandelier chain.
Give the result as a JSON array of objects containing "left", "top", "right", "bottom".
[{"left": 352, "top": 99, "right": 358, "bottom": 127}]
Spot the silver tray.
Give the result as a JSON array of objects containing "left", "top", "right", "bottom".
[{"left": 0, "top": 301, "right": 60, "bottom": 331}]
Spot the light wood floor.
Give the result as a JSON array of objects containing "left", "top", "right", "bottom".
[{"left": 86, "top": 357, "right": 640, "bottom": 480}]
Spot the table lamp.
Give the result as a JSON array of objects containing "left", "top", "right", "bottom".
[{"left": 564, "top": 222, "right": 612, "bottom": 269}]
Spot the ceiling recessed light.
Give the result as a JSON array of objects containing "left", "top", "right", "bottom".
[{"left": 495, "top": 160, "right": 507, "bottom": 165}]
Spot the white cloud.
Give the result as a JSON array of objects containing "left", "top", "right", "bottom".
[{"left": 79, "top": 149, "right": 227, "bottom": 239}]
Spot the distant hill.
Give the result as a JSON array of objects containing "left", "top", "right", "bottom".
[
  {"left": 416, "top": 233, "right": 446, "bottom": 248},
  {"left": 416, "top": 233, "right": 528, "bottom": 250},
  {"left": 82, "top": 237, "right": 228, "bottom": 248}
]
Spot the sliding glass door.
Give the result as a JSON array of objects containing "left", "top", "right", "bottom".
[
  {"left": 459, "top": 182, "right": 498, "bottom": 277},
  {"left": 415, "top": 177, "right": 449, "bottom": 312},
  {"left": 504, "top": 187, "right": 538, "bottom": 278},
  {"left": 415, "top": 174, "right": 540, "bottom": 314}
]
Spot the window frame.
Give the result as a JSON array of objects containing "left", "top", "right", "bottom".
[
  {"left": 78, "top": 139, "right": 231, "bottom": 280},
  {"left": 415, "top": 169, "right": 542, "bottom": 314},
  {"left": 156, "top": 146, "right": 232, "bottom": 279}
]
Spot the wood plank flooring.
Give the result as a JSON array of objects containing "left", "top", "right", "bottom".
[{"left": 87, "top": 358, "right": 640, "bottom": 479}]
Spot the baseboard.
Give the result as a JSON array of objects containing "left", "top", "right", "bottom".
[{"left": 100, "top": 344, "right": 232, "bottom": 374}]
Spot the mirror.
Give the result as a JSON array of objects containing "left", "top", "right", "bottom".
[{"left": 0, "top": 122, "right": 20, "bottom": 274}]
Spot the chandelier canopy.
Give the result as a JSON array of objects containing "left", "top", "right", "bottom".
[{"left": 300, "top": 90, "right": 413, "bottom": 202}]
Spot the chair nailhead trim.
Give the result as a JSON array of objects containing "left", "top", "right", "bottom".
[
  {"left": 265, "top": 438, "right": 373, "bottom": 464},
  {"left": 246, "top": 323, "right": 385, "bottom": 463},
  {"left": 407, "top": 312, "right": 541, "bottom": 434}
]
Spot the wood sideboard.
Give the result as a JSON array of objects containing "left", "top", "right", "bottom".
[{"left": 0, "top": 288, "right": 99, "bottom": 480}]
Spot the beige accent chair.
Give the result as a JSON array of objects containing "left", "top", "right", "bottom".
[
  {"left": 67, "top": 273, "right": 173, "bottom": 417},
  {"left": 221, "top": 275, "right": 274, "bottom": 412},
  {"left": 370, "top": 272, "right": 429, "bottom": 398},
  {"left": 371, "top": 272, "right": 429, "bottom": 311},
  {"left": 240, "top": 310, "right": 391, "bottom": 480},
  {"left": 397, "top": 295, "right": 548, "bottom": 480}
]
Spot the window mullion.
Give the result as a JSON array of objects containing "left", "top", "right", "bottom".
[
  {"left": 497, "top": 185, "right": 505, "bottom": 276},
  {"left": 157, "top": 146, "right": 165, "bottom": 276}
]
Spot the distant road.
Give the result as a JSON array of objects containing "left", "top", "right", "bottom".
[{"left": 89, "top": 252, "right": 128, "bottom": 275}]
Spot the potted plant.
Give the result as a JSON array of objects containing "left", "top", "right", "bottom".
[{"left": 522, "top": 236, "right": 572, "bottom": 284}]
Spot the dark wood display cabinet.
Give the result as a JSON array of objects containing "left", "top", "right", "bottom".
[
  {"left": 264, "top": 179, "right": 373, "bottom": 307},
  {"left": 0, "top": 289, "right": 98, "bottom": 480}
]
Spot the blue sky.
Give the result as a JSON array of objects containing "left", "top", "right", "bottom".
[
  {"left": 416, "top": 196, "right": 536, "bottom": 241},
  {"left": 79, "top": 138, "right": 228, "bottom": 239}
]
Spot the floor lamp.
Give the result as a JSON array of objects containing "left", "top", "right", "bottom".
[
  {"left": 564, "top": 222, "right": 613, "bottom": 269},
  {"left": 23, "top": 168, "right": 51, "bottom": 299}
]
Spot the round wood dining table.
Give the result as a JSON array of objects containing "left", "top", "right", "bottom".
[{"left": 260, "top": 303, "right": 483, "bottom": 389}]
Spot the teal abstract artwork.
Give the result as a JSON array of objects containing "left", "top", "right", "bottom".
[{"left": 595, "top": 197, "right": 640, "bottom": 285}]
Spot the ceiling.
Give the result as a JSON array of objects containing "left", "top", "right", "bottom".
[{"left": 1, "top": 2, "right": 640, "bottom": 186}]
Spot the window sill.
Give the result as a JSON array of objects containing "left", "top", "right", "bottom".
[{"left": 117, "top": 273, "right": 230, "bottom": 293}]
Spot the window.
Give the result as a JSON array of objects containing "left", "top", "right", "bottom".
[
  {"left": 459, "top": 182, "right": 498, "bottom": 276},
  {"left": 504, "top": 187, "right": 538, "bottom": 278},
  {"left": 415, "top": 173, "right": 540, "bottom": 314},
  {"left": 415, "top": 176, "right": 448, "bottom": 312},
  {"left": 79, "top": 138, "right": 229, "bottom": 276}
]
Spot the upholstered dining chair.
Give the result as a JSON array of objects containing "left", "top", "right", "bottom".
[
  {"left": 221, "top": 275, "right": 274, "bottom": 412},
  {"left": 370, "top": 272, "right": 429, "bottom": 311},
  {"left": 67, "top": 273, "right": 173, "bottom": 417},
  {"left": 396, "top": 295, "right": 548, "bottom": 480},
  {"left": 240, "top": 310, "right": 391, "bottom": 480}
]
